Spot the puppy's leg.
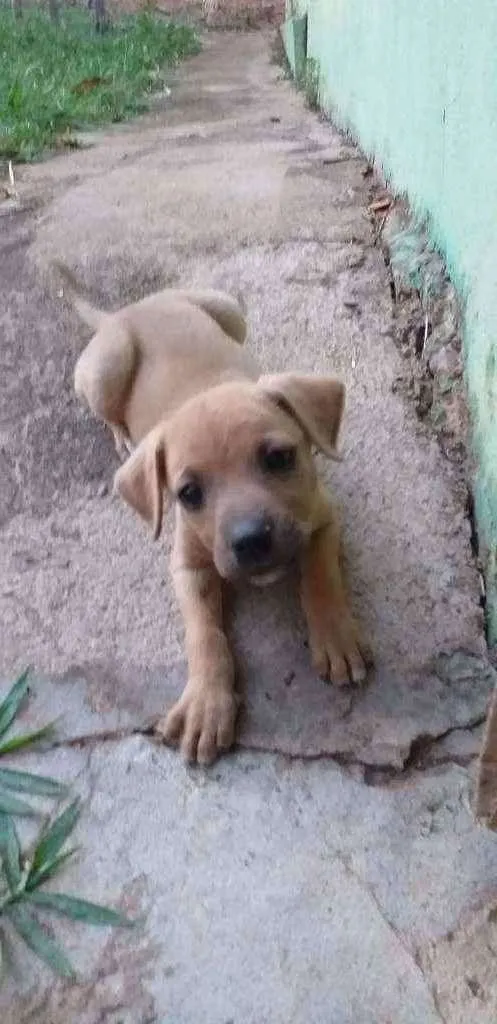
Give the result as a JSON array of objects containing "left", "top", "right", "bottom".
[
  {"left": 74, "top": 321, "right": 137, "bottom": 441},
  {"left": 156, "top": 538, "right": 238, "bottom": 765},
  {"left": 300, "top": 510, "right": 370, "bottom": 686}
]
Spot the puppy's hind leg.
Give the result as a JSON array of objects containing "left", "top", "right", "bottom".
[{"left": 74, "top": 320, "right": 138, "bottom": 453}]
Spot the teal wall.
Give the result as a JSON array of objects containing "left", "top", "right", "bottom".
[{"left": 284, "top": 0, "right": 497, "bottom": 641}]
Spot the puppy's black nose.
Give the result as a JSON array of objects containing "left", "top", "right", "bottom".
[{"left": 230, "top": 515, "right": 274, "bottom": 567}]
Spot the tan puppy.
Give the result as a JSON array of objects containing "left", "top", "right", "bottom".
[{"left": 56, "top": 263, "right": 370, "bottom": 764}]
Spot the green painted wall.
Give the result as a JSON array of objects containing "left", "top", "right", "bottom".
[{"left": 284, "top": 0, "right": 497, "bottom": 641}]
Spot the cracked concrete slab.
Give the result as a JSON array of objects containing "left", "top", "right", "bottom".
[
  {"left": 1, "top": 28, "right": 497, "bottom": 1022},
  {"left": 3, "top": 739, "right": 497, "bottom": 1023},
  {"left": 1, "top": 32, "right": 491, "bottom": 765}
]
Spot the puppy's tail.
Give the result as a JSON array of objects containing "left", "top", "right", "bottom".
[{"left": 52, "top": 260, "right": 105, "bottom": 331}]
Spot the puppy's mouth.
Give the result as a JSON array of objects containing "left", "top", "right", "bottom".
[
  {"left": 249, "top": 565, "right": 289, "bottom": 587},
  {"left": 216, "top": 514, "right": 305, "bottom": 585},
  {"left": 216, "top": 553, "right": 297, "bottom": 587}
]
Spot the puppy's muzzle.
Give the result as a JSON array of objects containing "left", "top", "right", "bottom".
[{"left": 223, "top": 512, "right": 303, "bottom": 583}]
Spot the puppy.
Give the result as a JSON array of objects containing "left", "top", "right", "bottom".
[{"left": 56, "top": 263, "right": 370, "bottom": 764}]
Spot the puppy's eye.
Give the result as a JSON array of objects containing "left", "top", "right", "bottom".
[
  {"left": 177, "top": 480, "right": 204, "bottom": 510},
  {"left": 259, "top": 443, "right": 297, "bottom": 474}
]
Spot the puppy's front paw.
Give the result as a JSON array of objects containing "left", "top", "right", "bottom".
[
  {"left": 156, "top": 681, "right": 238, "bottom": 766},
  {"left": 308, "top": 614, "right": 372, "bottom": 687}
]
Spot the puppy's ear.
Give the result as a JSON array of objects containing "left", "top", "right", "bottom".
[
  {"left": 260, "top": 373, "right": 345, "bottom": 456},
  {"left": 113, "top": 428, "right": 167, "bottom": 540}
]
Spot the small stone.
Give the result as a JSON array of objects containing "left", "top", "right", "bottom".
[{"left": 428, "top": 345, "right": 461, "bottom": 377}]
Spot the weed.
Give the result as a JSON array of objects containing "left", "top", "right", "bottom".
[
  {"left": 387, "top": 215, "right": 446, "bottom": 307},
  {"left": 300, "top": 56, "right": 320, "bottom": 110},
  {"left": 0, "top": 669, "right": 63, "bottom": 817},
  {"left": 0, "top": 671, "right": 134, "bottom": 980},
  {"left": 0, "top": 8, "right": 199, "bottom": 162}
]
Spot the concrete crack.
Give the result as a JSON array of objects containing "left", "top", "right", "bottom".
[
  {"left": 361, "top": 713, "right": 487, "bottom": 785},
  {"left": 334, "top": 852, "right": 448, "bottom": 1024},
  {"left": 52, "top": 713, "right": 485, "bottom": 783}
]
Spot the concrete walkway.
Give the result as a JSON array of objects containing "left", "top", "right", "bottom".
[{"left": 1, "top": 30, "right": 497, "bottom": 1023}]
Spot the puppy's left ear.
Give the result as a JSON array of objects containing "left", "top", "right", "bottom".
[
  {"left": 260, "top": 373, "right": 345, "bottom": 457},
  {"left": 113, "top": 427, "right": 168, "bottom": 540}
]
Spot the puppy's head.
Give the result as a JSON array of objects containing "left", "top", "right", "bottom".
[{"left": 114, "top": 375, "right": 344, "bottom": 584}]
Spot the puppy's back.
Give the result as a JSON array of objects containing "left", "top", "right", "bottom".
[{"left": 169, "top": 288, "right": 247, "bottom": 345}]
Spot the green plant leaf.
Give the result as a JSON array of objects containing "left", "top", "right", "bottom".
[
  {"left": 28, "top": 891, "right": 134, "bottom": 928},
  {"left": 0, "top": 787, "right": 38, "bottom": 818},
  {"left": 27, "top": 848, "right": 78, "bottom": 891},
  {"left": 0, "top": 768, "right": 67, "bottom": 798},
  {"left": 0, "top": 928, "right": 13, "bottom": 986},
  {"left": 6, "top": 902, "right": 75, "bottom": 979},
  {"left": 0, "top": 721, "right": 58, "bottom": 757},
  {"left": 31, "top": 799, "right": 81, "bottom": 876},
  {"left": 0, "top": 669, "right": 30, "bottom": 740},
  {"left": 0, "top": 812, "right": 21, "bottom": 892},
  {"left": 0, "top": 925, "right": 18, "bottom": 983}
]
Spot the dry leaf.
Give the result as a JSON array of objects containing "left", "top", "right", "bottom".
[
  {"left": 71, "top": 76, "right": 109, "bottom": 95},
  {"left": 369, "top": 196, "right": 392, "bottom": 214}
]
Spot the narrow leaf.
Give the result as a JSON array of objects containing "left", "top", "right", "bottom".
[
  {"left": 0, "top": 721, "right": 57, "bottom": 757},
  {"left": 0, "top": 670, "right": 30, "bottom": 740},
  {"left": 0, "top": 811, "right": 21, "bottom": 892},
  {"left": 0, "top": 928, "right": 14, "bottom": 986},
  {"left": 27, "top": 848, "right": 77, "bottom": 891},
  {"left": 6, "top": 903, "right": 75, "bottom": 979},
  {"left": 28, "top": 891, "right": 134, "bottom": 928},
  {"left": 0, "top": 768, "right": 67, "bottom": 798},
  {"left": 0, "top": 787, "right": 38, "bottom": 818},
  {"left": 31, "top": 799, "right": 81, "bottom": 875}
]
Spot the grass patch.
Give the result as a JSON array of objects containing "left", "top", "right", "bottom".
[{"left": 0, "top": 8, "right": 199, "bottom": 162}]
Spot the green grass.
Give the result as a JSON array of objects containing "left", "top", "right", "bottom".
[{"left": 0, "top": 8, "right": 199, "bottom": 162}]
